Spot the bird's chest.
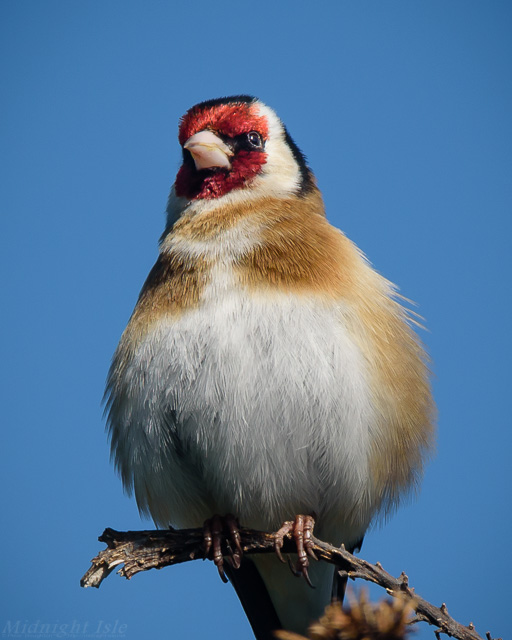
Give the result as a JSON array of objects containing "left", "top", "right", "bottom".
[
  {"left": 116, "top": 258, "right": 379, "bottom": 619},
  {"left": 135, "top": 269, "right": 371, "bottom": 438},
  {"left": 123, "top": 266, "right": 375, "bottom": 530}
]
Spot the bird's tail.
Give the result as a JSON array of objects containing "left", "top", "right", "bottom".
[
  {"left": 225, "top": 557, "right": 282, "bottom": 640},
  {"left": 227, "top": 554, "right": 341, "bottom": 639}
]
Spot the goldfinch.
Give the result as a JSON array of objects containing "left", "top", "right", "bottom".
[{"left": 106, "top": 95, "right": 435, "bottom": 639}]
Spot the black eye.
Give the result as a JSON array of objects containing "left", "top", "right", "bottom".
[{"left": 246, "top": 131, "right": 263, "bottom": 148}]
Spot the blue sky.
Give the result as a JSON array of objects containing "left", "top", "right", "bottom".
[{"left": 1, "top": 2, "right": 511, "bottom": 639}]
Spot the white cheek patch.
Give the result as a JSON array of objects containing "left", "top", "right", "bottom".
[{"left": 251, "top": 102, "right": 303, "bottom": 196}]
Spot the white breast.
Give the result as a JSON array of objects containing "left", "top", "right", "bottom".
[{"left": 112, "top": 267, "right": 377, "bottom": 546}]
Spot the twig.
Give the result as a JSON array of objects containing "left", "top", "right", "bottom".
[{"left": 81, "top": 526, "right": 500, "bottom": 640}]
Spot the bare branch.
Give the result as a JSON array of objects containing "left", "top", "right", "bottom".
[{"left": 81, "top": 527, "right": 501, "bottom": 640}]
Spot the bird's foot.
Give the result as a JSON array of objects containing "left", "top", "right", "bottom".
[
  {"left": 203, "top": 513, "right": 243, "bottom": 583},
  {"left": 274, "top": 514, "right": 318, "bottom": 588}
]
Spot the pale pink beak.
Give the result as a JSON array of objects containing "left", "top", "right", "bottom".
[{"left": 183, "top": 130, "right": 234, "bottom": 170}]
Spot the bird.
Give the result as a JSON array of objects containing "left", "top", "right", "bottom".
[{"left": 105, "top": 95, "right": 435, "bottom": 639}]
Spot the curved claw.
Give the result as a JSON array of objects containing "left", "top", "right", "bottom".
[
  {"left": 274, "top": 537, "right": 287, "bottom": 565},
  {"left": 286, "top": 547, "right": 315, "bottom": 588},
  {"left": 275, "top": 547, "right": 287, "bottom": 564},
  {"left": 307, "top": 548, "right": 319, "bottom": 560},
  {"left": 303, "top": 569, "right": 315, "bottom": 589},
  {"left": 287, "top": 554, "right": 301, "bottom": 576},
  {"left": 203, "top": 522, "right": 213, "bottom": 559},
  {"left": 303, "top": 515, "right": 318, "bottom": 560},
  {"left": 210, "top": 515, "right": 228, "bottom": 582},
  {"left": 216, "top": 563, "right": 229, "bottom": 583},
  {"left": 274, "top": 520, "right": 294, "bottom": 564},
  {"left": 274, "top": 514, "right": 317, "bottom": 588},
  {"left": 202, "top": 514, "right": 244, "bottom": 581},
  {"left": 225, "top": 513, "right": 243, "bottom": 557}
]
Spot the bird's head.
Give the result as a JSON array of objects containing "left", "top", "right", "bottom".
[{"left": 174, "top": 96, "right": 314, "bottom": 204}]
